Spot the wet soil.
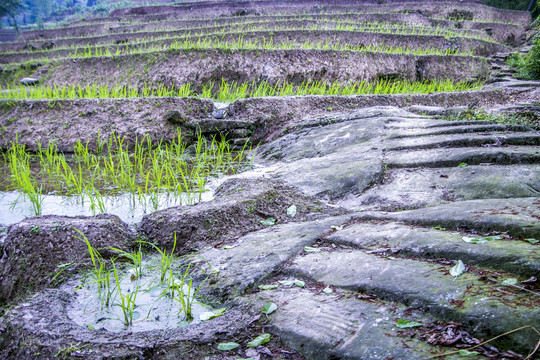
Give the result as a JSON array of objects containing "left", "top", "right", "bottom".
[{"left": 0, "top": 1, "right": 538, "bottom": 359}]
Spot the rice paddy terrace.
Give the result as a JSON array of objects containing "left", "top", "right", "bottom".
[{"left": 0, "top": 0, "right": 539, "bottom": 359}]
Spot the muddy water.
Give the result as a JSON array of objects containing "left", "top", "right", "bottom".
[
  {"left": 0, "top": 190, "right": 215, "bottom": 226},
  {"left": 68, "top": 259, "right": 217, "bottom": 332}
]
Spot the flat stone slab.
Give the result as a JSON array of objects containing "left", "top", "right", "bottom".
[
  {"left": 197, "top": 215, "right": 353, "bottom": 298},
  {"left": 287, "top": 249, "right": 539, "bottom": 352},
  {"left": 386, "top": 124, "right": 533, "bottom": 138},
  {"left": 250, "top": 288, "right": 444, "bottom": 360},
  {"left": 325, "top": 221, "right": 539, "bottom": 277},
  {"left": 273, "top": 146, "right": 383, "bottom": 199},
  {"left": 355, "top": 197, "right": 540, "bottom": 238},
  {"left": 384, "top": 132, "right": 540, "bottom": 151},
  {"left": 386, "top": 146, "right": 540, "bottom": 168},
  {"left": 343, "top": 165, "right": 540, "bottom": 211}
]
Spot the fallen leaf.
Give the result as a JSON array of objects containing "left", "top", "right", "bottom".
[
  {"left": 323, "top": 287, "right": 333, "bottom": 294},
  {"left": 262, "top": 302, "right": 277, "bottom": 314},
  {"left": 449, "top": 260, "right": 466, "bottom": 277},
  {"left": 304, "top": 246, "right": 321, "bottom": 252},
  {"left": 502, "top": 278, "right": 518, "bottom": 286},
  {"left": 287, "top": 205, "right": 297, "bottom": 217},
  {"left": 396, "top": 319, "right": 422, "bottom": 328},
  {"left": 458, "top": 349, "right": 480, "bottom": 356},
  {"left": 260, "top": 218, "right": 276, "bottom": 226},
  {"left": 247, "top": 333, "right": 271, "bottom": 348},
  {"left": 258, "top": 284, "right": 278, "bottom": 290},
  {"left": 217, "top": 342, "right": 240, "bottom": 351}
]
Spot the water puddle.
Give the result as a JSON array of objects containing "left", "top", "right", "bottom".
[
  {"left": 68, "top": 258, "right": 221, "bottom": 332},
  {"left": 0, "top": 189, "right": 215, "bottom": 226}
]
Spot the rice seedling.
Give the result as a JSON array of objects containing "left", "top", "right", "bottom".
[
  {"left": 109, "top": 243, "right": 144, "bottom": 280},
  {"left": 169, "top": 262, "right": 208, "bottom": 321},
  {"left": 0, "top": 78, "right": 482, "bottom": 102},
  {"left": 139, "top": 232, "right": 177, "bottom": 282},
  {"left": 3, "top": 130, "right": 254, "bottom": 216},
  {"left": 5, "top": 143, "right": 45, "bottom": 215},
  {"left": 74, "top": 227, "right": 115, "bottom": 309},
  {"left": 157, "top": 254, "right": 212, "bottom": 322},
  {"left": 111, "top": 259, "right": 139, "bottom": 327}
]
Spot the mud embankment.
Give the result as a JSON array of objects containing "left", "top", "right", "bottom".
[
  {"left": 3, "top": 12, "right": 502, "bottom": 52},
  {"left": 0, "top": 29, "right": 510, "bottom": 64},
  {"left": 0, "top": 88, "right": 511, "bottom": 151},
  {"left": 35, "top": 49, "right": 489, "bottom": 90}
]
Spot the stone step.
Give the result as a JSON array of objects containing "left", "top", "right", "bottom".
[
  {"left": 195, "top": 215, "right": 353, "bottom": 297},
  {"left": 344, "top": 165, "right": 540, "bottom": 212},
  {"left": 353, "top": 197, "right": 540, "bottom": 238},
  {"left": 384, "top": 132, "right": 540, "bottom": 151},
  {"left": 324, "top": 221, "right": 539, "bottom": 277},
  {"left": 386, "top": 146, "right": 540, "bottom": 168},
  {"left": 387, "top": 124, "right": 532, "bottom": 139},
  {"left": 253, "top": 288, "right": 444, "bottom": 360},
  {"left": 273, "top": 146, "right": 383, "bottom": 199},
  {"left": 288, "top": 250, "right": 539, "bottom": 353},
  {"left": 385, "top": 118, "right": 500, "bottom": 129}
]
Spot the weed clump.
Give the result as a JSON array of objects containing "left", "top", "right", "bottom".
[{"left": 507, "top": 34, "right": 540, "bottom": 80}]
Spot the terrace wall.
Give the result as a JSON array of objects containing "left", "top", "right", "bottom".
[
  {"left": 0, "top": 31, "right": 510, "bottom": 64},
  {"left": 39, "top": 49, "right": 490, "bottom": 90}
]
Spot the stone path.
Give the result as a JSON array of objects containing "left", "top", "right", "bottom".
[
  {"left": 196, "top": 106, "right": 540, "bottom": 357},
  {"left": 1, "top": 106, "right": 538, "bottom": 359}
]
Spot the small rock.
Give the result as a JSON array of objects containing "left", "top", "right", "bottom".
[
  {"left": 230, "top": 128, "right": 250, "bottom": 138},
  {"left": 408, "top": 105, "right": 446, "bottom": 116},
  {"left": 40, "top": 41, "right": 55, "bottom": 50},
  {"left": 233, "top": 137, "right": 250, "bottom": 146},
  {"left": 20, "top": 77, "right": 39, "bottom": 86},
  {"left": 445, "top": 106, "right": 468, "bottom": 117},
  {"left": 164, "top": 110, "right": 186, "bottom": 124},
  {"left": 212, "top": 108, "right": 227, "bottom": 119}
]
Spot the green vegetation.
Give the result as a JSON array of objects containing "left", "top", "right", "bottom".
[
  {"left": 0, "top": 79, "right": 483, "bottom": 103},
  {"left": 507, "top": 34, "right": 540, "bottom": 80},
  {"left": 76, "top": 228, "right": 216, "bottom": 328},
  {"left": 3, "top": 130, "right": 254, "bottom": 215},
  {"left": 0, "top": 33, "right": 480, "bottom": 67},
  {"left": 0, "top": 0, "right": 24, "bottom": 33},
  {"left": 440, "top": 108, "right": 540, "bottom": 130},
  {"left": 0, "top": 19, "right": 495, "bottom": 57}
]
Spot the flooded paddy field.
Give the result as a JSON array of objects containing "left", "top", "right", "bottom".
[{"left": 0, "top": 0, "right": 539, "bottom": 359}]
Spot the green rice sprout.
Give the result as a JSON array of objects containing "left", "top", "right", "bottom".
[
  {"left": 139, "top": 232, "right": 177, "bottom": 282},
  {"left": 3, "top": 130, "right": 253, "bottom": 215},
  {"left": 0, "top": 79, "right": 482, "bottom": 102},
  {"left": 111, "top": 259, "right": 138, "bottom": 327},
  {"left": 73, "top": 227, "right": 113, "bottom": 309},
  {"left": 109, "top": 243, "right": 144, "bottom": 280}
]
